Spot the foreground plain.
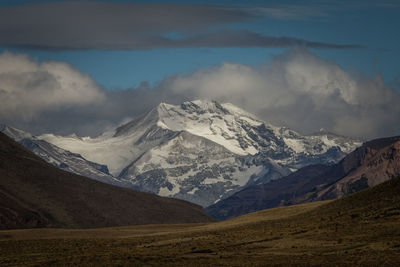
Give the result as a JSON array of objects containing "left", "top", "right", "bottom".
[{"left": 1, "top": 177, "right": 400, "bottom": 266}]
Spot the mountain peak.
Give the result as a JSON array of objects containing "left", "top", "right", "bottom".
[
  {"left": 153, "top": 99, "right": 268, "bottom": 155},
  {"left": 33, "top": 100, "right": 361, "bottom": 207},
  {"left": 180, "top": 99, "right": 229, "bottom": 114},
  {"left": 156, "top": 99, "right": 261, "bottom": 122},
  {"left": 0, "top": 124, "right": 32, "bottom": 141},
  {"left": 156, "top": 99, "right": 230, "bottom": 116}
]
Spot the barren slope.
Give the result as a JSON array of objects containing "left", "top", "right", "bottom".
[{"left": 0, "top": 132, "right": 213, "bottom": 229}]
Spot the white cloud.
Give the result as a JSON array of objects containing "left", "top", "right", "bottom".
[
  {"left": 164, "top": 48, "right": 400, "bottom": 138},
  {"left": 0, "top": 52, "right": 105, "bottom": 120},
  {"left": 1, "top": 49, "right": 399, "bottom": 140}
]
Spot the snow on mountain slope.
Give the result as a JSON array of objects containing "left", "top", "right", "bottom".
[
  {"left": 0, "top": 124, "right": 122, "bottom": 186},
  {"left": 156, "top": 101, "right": 263, "bottom": 155},
  {"left": 38, "top": 108, "right": 180, "bottom": 176},
  {"left": 156, "top": 100, "right": 359, "bottom": 164},
  {"left": 119, "top": 131, "right": 284, "bottom": 206},
  {"left": 0, "top": 124, "right": 32, "bottom": 141},
  {"left": 35, "top": 100, "right": 361, "bottom": 206}
]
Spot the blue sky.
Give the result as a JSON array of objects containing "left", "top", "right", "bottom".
[{"left": 1, "top": 0, "right": 399, "bottom": 89}]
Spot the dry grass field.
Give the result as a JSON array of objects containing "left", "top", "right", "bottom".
[{"left": 1, "top": 175, "right": 400, "bottom": 267}]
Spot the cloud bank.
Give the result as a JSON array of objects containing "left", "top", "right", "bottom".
[
  {"left": 164, "top": 48, "right": 400, "bottom": 139},
  {"left": 1, "top": 49, "right": 399, "bottom": 139},
  {"left": 0, "top": 52, "right": 104, "bottom": 120},
  {"left": 0, "top": 2, "right": 362, "bottom": 50}
]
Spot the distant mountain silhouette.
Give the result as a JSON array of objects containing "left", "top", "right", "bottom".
[{"left": 0, "top": 132, "right": 213, "bottom": 229}]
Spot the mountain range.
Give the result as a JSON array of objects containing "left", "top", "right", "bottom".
[
  {"left": 206, "top": 135, "right": 400, "bottom": 220},
  {"left": 0, "top": 124, "right": 124, "bottom": 186},
  {"left": 0, "top": 132, "right": 213, "bottom": 229},
  {"left": 1, "top": 100, "right": 361, "bottom": 207}
]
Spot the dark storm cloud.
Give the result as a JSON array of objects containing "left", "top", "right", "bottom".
[
  {"left": 175, "top": 30, "right": 363, "bottom": 49},
  {"left": 0, "top": 1, "right": 362, "bottom": 50}
]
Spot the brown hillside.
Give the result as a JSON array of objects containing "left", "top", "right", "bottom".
[
  {"left": 207, "top": 135, "right": 400, "bottom": 220},
  {"left": 0, "top": 132, "right": 213, "bottom": 229},
  {"left": 315, "top": 140, "right": 400, "bottom": 200}
]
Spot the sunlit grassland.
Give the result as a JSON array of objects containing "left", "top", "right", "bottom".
[{"left": 1, "top": 180, "right": 400, "bottom": 266}]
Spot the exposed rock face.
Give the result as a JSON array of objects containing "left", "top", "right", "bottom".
[
  {"left": 316, "top": 139, "right": 400, "bottom": 200},
  {"left": 206, "top": 136, "right": 400, "bottom": 220}
]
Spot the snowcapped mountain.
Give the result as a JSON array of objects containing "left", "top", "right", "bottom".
[
  {"left": 35, "top": 100, "right": 361, "bottom": 206},
  {"left": 0, "top": 124, "right": 122, "bottom": 186}
]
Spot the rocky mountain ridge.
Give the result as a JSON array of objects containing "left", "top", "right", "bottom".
[
  {"left": 206, "top": 135, "right": 400, "bottom": 220},
  {"left": 2, "top": 100, "right": 361, "bottom": 206},
  {"left": 0, "top": 124, "right": 122, "bottom": 186}
]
